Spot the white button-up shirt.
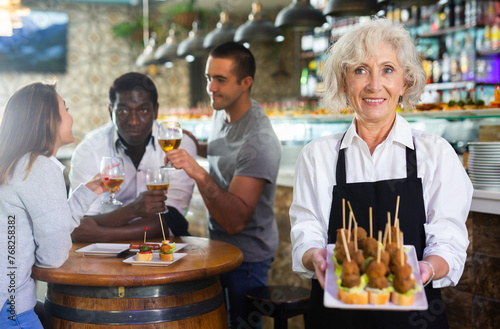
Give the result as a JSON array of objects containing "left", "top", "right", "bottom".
[
  {"left": 290, "top": 114, "right": 473, "bottom": 288},
  {"left": 69, "top": 121, "right": 196, "bottom": 217}
]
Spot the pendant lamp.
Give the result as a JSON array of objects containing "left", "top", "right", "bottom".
[
  {"left": 135, "top": 33, "right": 158, "bottom": 67},
  {"left": 275, "top": 0, "right": 326, "bottom": 30},
  {"left": 177, "top": 20, "right": 208, "bottom": 61},
  {"left": 379, "top": 0, "right": 438, "bottom": 6},
  {"left": 323, "top": 0, "right": 380, "bottom": 17},
  {"left": 203, "top": 11, "right": 235, "bottom": 49},
  {"left": 155, "top": 24, "right": 179, "bottom": 64},
  {"left": 135, "top": 0, "right": 158, "bottom": 67},
  {"left": 234, "top": 1, "right": 284, "bottom": 44}
]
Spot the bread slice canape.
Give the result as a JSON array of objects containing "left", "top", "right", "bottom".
[
  {"left": 390, "top": 264, "right": 420, "bottom": 306},
  {"left": 159, "top": 241, "right": 176, "bottom": 261},
  {"left": 366, "top": 287, "right": 391, "bottom": 305},
  {"left": 136, "top": 245, "right": 153, "bottom": 261}
]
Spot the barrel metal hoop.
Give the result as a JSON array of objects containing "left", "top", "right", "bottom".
[
  {"left": 44, "top": 290, "right": 224, "bottom": 325},
  {"left": 48, "top": 276, "right": 218, "bottom": 299}
]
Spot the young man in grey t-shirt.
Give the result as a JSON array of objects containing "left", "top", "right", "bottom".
[{"left": 167, "top": 42, "right": 281, "bottom": 328}]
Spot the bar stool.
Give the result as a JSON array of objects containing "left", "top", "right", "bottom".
[{"left": 244, "top": 285, "right": 310, "bottom": 329}]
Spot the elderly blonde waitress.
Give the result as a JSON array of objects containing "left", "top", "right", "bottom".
[{"left": 290, "top": 18, "right": 472, "bottom": 328}]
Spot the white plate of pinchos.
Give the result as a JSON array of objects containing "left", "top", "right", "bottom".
[
  {"left": 123, "top": 252, "right": 187, "bottom": 266},
  {"left": 128, "top": 242, "right": 188, "bottom": 252},
  {"left": 324, "top": 243, "right": 428, "bottom": 310}
]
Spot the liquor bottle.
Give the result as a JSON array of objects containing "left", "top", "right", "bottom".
[
  {"left": 466, "top": 0, "right": 478, "bottom": 26},
  {"left": 433, "top": 60, "right": 442, "bottom": 83},
  {"left": 491, "top": 15, "right": 500, "bottom": 49},
  {"left": 442, "top": 51, "right": 451, "bottom": 83},
  {"left": 300, "top": 67, "right": 309, "bottom": 97},
  {"left": 307, "top": 61, "right": 318, "bottom": 97},
  {"left": 461, "top": 33, "right": 476, "bottom": 80},
  {"left": 444, "top": 1, "right": 454, "bottom": 28},
  {"left": 484, "top": 1, "right": 496, "bottom": 49},
  {"left": 393, "top": 6, "right": 402, "bottom": 23},
  {"left": 455, "top": 0, "right": 466, "bottom": 26}
]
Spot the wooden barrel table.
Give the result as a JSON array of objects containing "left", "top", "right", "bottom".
[{"left": 31, "top": 236, "right": 243, "bottom": 329}]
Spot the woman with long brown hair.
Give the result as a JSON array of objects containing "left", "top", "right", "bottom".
[{"left": 0, "top": 82, "right": 106, "bottom": 328}]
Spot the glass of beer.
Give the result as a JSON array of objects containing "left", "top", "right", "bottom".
[
  {"left": 158, "top": 121, "right": 182, "bottom": 170},
  {"left": 146, "top": 167, "right": 170, "bottom": 214},
  {"left": 100, "top": 156, "right": 125, "bottom": 205}
]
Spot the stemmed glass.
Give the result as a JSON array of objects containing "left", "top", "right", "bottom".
[
  {"left": 100, "top": 156, "right": 125, "bottom": 205},
  {"left": 146, "top": 167, "right": 170, "bottom": 214},
  {"left": 158, "top": 121, "right": 182, "bottom": 170}
]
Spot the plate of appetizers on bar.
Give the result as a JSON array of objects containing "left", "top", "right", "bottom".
[
  {"left": 75, "top": 242, "right": 187, "bottom": 256},
  {"left": 123, "top": 252, "right": 187, "bottom": 266},
  {"left": 123, "top": 240, "right": 187, "bottom": 266},
  {"left": 324, "top": 243, "right": 428, "bottom": 310},
  {"left": 128, "top": 242, "right": 188, "bottom": 252}
]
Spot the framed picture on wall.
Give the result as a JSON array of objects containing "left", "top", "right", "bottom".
[{"left": 0, "top": 11, "right": 68, "bottom": 73}]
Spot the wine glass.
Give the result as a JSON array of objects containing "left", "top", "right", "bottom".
[
  {"left": 100, "top": 156, "right": 125, "bottom": 205},
  {"left": 158, "top": 121, "right": 182, "bottom": 170},
  {"left": 146, "top": 167, "right": 170, "bottom": 214}
]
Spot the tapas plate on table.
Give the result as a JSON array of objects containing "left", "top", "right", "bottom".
[
  {"left": 123, "top": 253, "right": 187, "bottom": 266},
  {"left": 75, "top": 243, "right": 129, "bottom": 256},
  {"left": 323, "top": 244, "right": 428, "bottom": 310},
  {"left": 128, "top": 242, "right": 188, "bottom": 252}
]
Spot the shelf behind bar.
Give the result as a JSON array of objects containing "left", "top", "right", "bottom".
[
  {"left": 418, "top": 24, "right": 477, "bottom": 38},
  {"left": 424, "top": 81, "right": 476, "bottom": 91},
  {"left": 266, "top": 108, "right": 500, "bottom": 123}
]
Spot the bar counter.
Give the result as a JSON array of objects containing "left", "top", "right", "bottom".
[{"left": 32, "top": 236, "right": 243, "bottom": 329}]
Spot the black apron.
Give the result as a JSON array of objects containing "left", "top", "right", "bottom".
[{"left": 307, "top": 138, "right": 449, "bottom": 329}]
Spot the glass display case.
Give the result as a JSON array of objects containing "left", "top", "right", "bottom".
[{"left": 180, "top": 108, "right": 500, "bottom": 174}]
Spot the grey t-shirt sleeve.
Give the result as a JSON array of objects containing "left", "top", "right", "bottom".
[{"left": 234, "top": 125, "right": 282, "bottom": 184}]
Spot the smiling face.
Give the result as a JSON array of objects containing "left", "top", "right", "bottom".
[
  {"left": 345, "top": 44, "right": 407, "bottom": 126},
  {"left": 109, "top": 90, "right": 158, "bottom": 146},
  {"left": 205, "top": 56, "right": 251, "bottom": 113}
]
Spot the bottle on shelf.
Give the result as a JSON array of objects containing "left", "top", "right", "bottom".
[
  {"left": 450, "top": 39, "right": 462, "bottom": 82},
  {"left": 442, "top": 51, "right": 451, "bottom": 83},
  {"left": 444, "top": 0, "right": 454, "bottom": 28},
  {"left": 307, "top": 60, "right": 318, "bottom": 97},
  {"left": 432, "top": 60, "right": 442, "bottom": 83},
  {"left": 484, "top": 0, "right": 496, "bottom": 49},
  {"left": 300, "top": 67, "right": 309, "bottom": 97},
  {"left": 455, "top": 0, "right": 466, "bottom": 26},
  {"left": 492, "top": 14, "right": 500, "bottom": 49},
  {"left": 461, "top": 32, "right": 476, "bottom": 80}
]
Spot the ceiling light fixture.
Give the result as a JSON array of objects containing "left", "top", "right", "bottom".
[
  {"left": 234, "top": 1, "right": 284, "bottom": 44},
  {"left": 323, "top": 0, "right": 380, "bottom": 17},
  {"left": 154, "top": 24, "right": 179, "bottom": 65},
  {"left": 203, "top": 11, "right": 235, "bottom": 50},
  {"left": 177, "top": 20, "right": 208, "bottom": 61},
  {"left": 275, "top": 0, "right": 326, "bottom": 31},
  {"left": 135, "top": 0, "right": 158, "bottom": 67}
]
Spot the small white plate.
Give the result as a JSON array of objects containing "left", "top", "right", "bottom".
[
  {"left": 324, "top": 244, "right": 428, "bottom": 310},
  {"left": 123, "top": 252, "right": 187, "bottom": 266},
  {"left": 129, "top": 243, "right": 188, "bottom": 252},
  {"left": 75, "top": 243, "right": 130, "bottom": 256}
]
